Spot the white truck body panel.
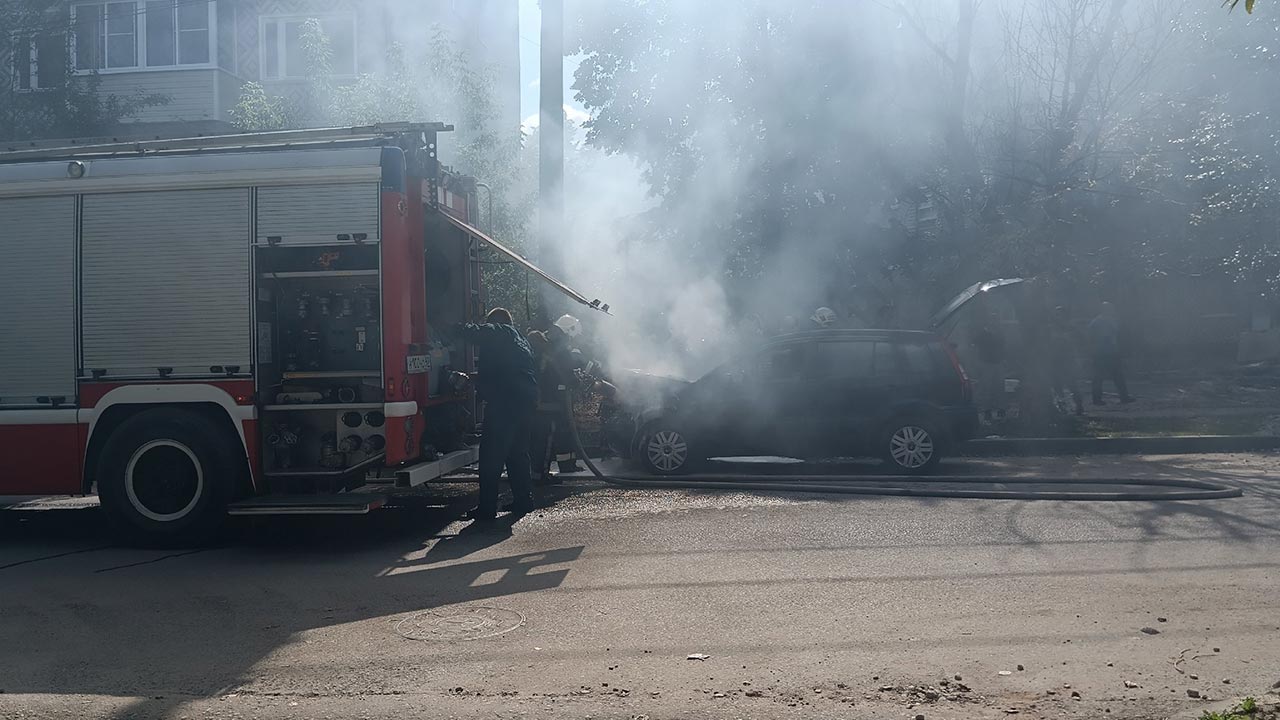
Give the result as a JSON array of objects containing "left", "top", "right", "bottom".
[
  {"left": 81, "top": 188, "right": 254, "bottom": 377},
  {"left": 0, "top": 196, "right": 77, "bottom": 406}
]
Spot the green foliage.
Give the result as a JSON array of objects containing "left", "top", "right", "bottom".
[
  {"left": 1199, "top": 696, "right": 1260, "bottom": 720},
  {"left": 569, "top": 0, "right": 921, "bottom": 313},
  {"left": 1223, "top": 0, "right": 1257, "bottom": 13},
  {"left": 228, "top": 82, "right": 291, "bottom": 132},
  {"left": 2, "top": 73, "right": 169, "bottom": 141},
  {"left": 570, "top": 0, "right": 1280, "bottom": 318}
]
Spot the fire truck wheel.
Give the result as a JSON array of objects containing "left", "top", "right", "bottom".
[{"left": 97, "top": 408, "right": 238, "bottom": 544}]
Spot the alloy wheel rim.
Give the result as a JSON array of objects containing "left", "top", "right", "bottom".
[
  {"left": 647, "top": 430, "right": 689, "bottom": 472},
  {"left": 890, "top": 426, "right": 934, "bottom": 469}
]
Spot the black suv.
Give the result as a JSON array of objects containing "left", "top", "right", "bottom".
[{"left": 629, "top": 329, "right": 976, "bottom": 474}]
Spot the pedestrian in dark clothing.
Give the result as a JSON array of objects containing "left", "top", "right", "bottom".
[
  {"left": 1049, "top": 306, "right": 1085, "bottom": 415},
  {"left": 1088, "top": 302, "right": 1134, "bottom": 405},
  {"left": 454, "top": 308, "right": 538, "bottom": 524},
  {"left": 969, "top": 308, "right": 1006, "bottom": 421}
]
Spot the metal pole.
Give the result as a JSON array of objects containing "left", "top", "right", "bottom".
[{"left": 539, "top": 0, "right": 565, "bottom": 294}]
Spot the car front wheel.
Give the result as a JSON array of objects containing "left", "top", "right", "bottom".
[
  {"left": 639, "top": 424, "right": 698, "bottom": 475},
  {"left": 882, "top": 420, "right": 943, "bottom": 474}
]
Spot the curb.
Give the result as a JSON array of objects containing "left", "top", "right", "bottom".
[{"left": 960, "top": 435, "right": 1280, "bottom": 457}]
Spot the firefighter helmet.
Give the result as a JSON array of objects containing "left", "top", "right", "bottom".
[
  {"left": 554, "top": 314, "right": 583, "bottom": 339},
  {"left": 811, "top": 306, "right": 837, "bottom": 328}
]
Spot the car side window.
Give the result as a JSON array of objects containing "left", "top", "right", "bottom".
[
  {"left": 811, "top": 340, "right": 873, "bottom": 379},
  {"left": 874, "top": 341, "right": 914, "bottom": 376},
  {"left": 902, "top": 342, "right": 940, "bottom": 376},
  {"left": 758, "top": 343, "right": 808, "bottom": 380}
]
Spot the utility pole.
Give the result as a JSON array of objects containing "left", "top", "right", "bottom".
[{"left": 538, "top": 0, "right": 565, "bottom": 319}]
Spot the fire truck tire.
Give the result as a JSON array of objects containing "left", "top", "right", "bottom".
[{"left": 97, "top": 408, "right": 238, "bottom": 544}]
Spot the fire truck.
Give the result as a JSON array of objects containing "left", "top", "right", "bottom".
[{"left": 0, "top": 123, "right": 601, "bottom": 541}]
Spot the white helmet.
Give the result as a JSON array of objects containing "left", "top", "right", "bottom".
[
  {"left": 811, "top": 306, "right": 837, "bottom": 328},
  {"left": 554, "top": 314, "right": 583, "bottom": 339}
]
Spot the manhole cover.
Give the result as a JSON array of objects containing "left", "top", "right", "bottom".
[{"left": 395, "top": 606, "right": 525, "bottom": 642}]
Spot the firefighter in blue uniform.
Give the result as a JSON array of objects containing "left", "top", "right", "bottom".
[{"left": 454, "top": 307, "right": 538, "bottom": 524}]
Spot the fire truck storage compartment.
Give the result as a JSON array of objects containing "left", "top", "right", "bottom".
[
  {"left": 259, "top": 406, "right": 387, "bottom": 481},
  {"left": 81, "top": 189, "right": 252, "bottom": 378},
  {"left": 256, "top": 183, "right": 380, "bottom": 245},
  {"left": 255, "top": 242, "right": 384, "bottom": 476},
  {"left": 0, "top": 196, "right": 77, "bottom": 406}
]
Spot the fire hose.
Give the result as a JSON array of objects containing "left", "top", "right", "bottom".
[{"left": 559, "top": 389, "right": 1243, "bottom": 502}]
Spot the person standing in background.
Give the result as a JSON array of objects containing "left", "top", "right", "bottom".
[
  {"left": 1088, "top": 301, "right": 1135, "bottom": 405},
  {"left": 1049, "top": 306, "right": 1085, "bottom": 415},
  {"left": 969, "top": 306, "right": 1006, "bottom": 423}
]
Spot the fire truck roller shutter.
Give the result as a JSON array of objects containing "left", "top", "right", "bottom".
[
  {"left": 82, "top": 189, "right": 252, "bottom": 377},
  {"left": 0, "top": 196, "right": 77, "bottom": 406},
  {"left": 255, "top": 183, "right": 380, "bottom": 245}
]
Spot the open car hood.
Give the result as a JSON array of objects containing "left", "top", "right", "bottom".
[
  {"left": 929, "top": 278, "right": 1027, "bottom": 330},
  {"left": 610, "top": 369, "right": 691, "bottom": 415},
  {"left": 441, "top": 212, "right": 610, "bottom": 314}
]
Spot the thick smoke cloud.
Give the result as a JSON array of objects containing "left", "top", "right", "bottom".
[{"left": 387, "top": 0, "right": 1280, "bottom": 383}]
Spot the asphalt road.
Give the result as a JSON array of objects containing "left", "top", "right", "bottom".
[{"left": 2, "top": 453, "right": 1279, "bottom": 720}]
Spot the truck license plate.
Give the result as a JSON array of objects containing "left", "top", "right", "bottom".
[{"left": 406, "top": 355, "right": 430, "bottom": 374}]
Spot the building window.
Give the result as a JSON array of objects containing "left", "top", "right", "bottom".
[
  {"left": 144, "top": 0, "right": 210, "bottom": 66},
  {"left": 12, "top": 33, "right": 69, "bottom": 90},
  {"left": 73, "top": 1, "right": 215, "bottom": 71},
  {"left": 73, "top": 2, "right": 137, "bottom": 69},
  {"left": 216, "top": 0, "right": 235, "bottom": 71},
  {"left": 261, "top": 15, "right": 356, "bottom": 80}
]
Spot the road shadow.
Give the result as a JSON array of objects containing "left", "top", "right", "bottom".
[
  {"left": 0, "top": 487, "right": 586, "bottom": 720},
  {"left": 2, "top": 454, "right": 1276, "bottom": 720}
]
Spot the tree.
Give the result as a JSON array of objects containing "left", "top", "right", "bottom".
[
  {"left": 227, "top": 82, "right": 290, "bottom": 132},
  {"left": 570, "top": 1, "right": 945, "bottom": 321},
  {"left": 570, "top": 0, "right": 1280, "bottom": 317},
  {"left": 0, "top": 0, "right": 168, "bottom": 141}
]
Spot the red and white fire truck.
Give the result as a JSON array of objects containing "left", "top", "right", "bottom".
[{"left": 0, "top": 123, "right": 600, "bottom": 541}]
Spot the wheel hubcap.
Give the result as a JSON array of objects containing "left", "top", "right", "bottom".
[
  {"left": 890, "top": 426, "right": 934, "bottom": 469},
  {"left": 124, "top": 440, "right": 204, "bottom": 522},
  {"left": 647, "top": 430, "right": 689, "bottom": 472}
]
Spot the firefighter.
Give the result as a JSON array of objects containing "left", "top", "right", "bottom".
[
  {"left": 811, "top": 306, "right": 837, "bottom": 329},
  {"left": 525, "top": 330, "right": 559, "bottom": 488},
  {"left": 546, "top": 315, "right": 588, "bottom": 474},
  {"left": 454, "top": 307, "right": 538, "bottom": 525}
]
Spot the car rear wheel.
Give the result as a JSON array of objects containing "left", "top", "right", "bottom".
[
  {"left": 639, "top": 424, "right": 699, "bottom": 475},
  {"left": 881, "top": 419, "right": 943, "bottom": 474}
]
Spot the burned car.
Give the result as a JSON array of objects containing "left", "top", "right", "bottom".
[{"left": 613, "top": 329, "right": 977, "bottom": 474}]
